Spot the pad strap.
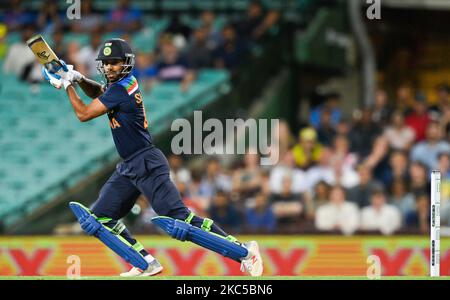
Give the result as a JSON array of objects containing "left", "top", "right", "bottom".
[{"left": 201, "top": 218, "right": 213, "bottom": 232}]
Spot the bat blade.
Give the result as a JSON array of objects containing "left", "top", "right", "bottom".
[{"left": 26, "top": 34, "right": 61, "bottom": 71}]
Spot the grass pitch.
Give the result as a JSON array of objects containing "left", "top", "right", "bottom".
[{"left": 1, "top": 276, "right": 449, "bottom": 280}]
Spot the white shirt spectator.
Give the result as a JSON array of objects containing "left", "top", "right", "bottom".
[
  {"left": 315, "top": 186, "right": 360, "bottom": 235},
  {"left": 360, "top": 204, "right": 402, "bottom": 235},
  {"left": 315, "top": 201, "right": 360, "bottom": 235},
  {"left": 383, "top": 126, "right": 415, "bottom": 151},
  {"left": 410, "top": 141, "right": 450, "bottom": 170},
  {"left": 77, "top": 45, "right": 101, "bottom": 78},
  {"left": 269, "top": 166, "right": 308, "bottom": 194}
]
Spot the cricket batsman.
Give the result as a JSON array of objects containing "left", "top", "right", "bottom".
[{"left": 41, "top": 38, "right": 263, "bottom": 277}]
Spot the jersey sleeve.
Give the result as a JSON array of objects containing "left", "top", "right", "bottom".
[{"left": 98, "top": 84, "right": 128, "bottom": 110}]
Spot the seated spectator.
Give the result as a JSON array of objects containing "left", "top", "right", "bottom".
[
  {"left": 208, "top": 191, "right": 242, "bottom": 232},
  {"left": 3, "top": 25, "right": 41, "bottom": 83},
  {"left": 235, "top": 0, "right": 266, "bottom": 41},
  {"left": 232, "top": 152, "right": 262, "bottom": 200},
  {"left": 155, "top": 35, "right": 195, "bottom": 91},
  {"left": 372, "top": 88, "right": 392, "bottom": 126},
  {"left": 165, "top": 13, "right": 192, "bottom": 48},
  {"left": 187, "top": 26, "right": 214, "bottom": 69},
  {"left": 405, "top": 94, "right": 432, "bottom": 142},
  {"left": 389, "top": 178, "right": 415, "bottom": 220},
  {"left": 381, "top": 150, "right": 410, "bottom": 190},
  {"left": 168, "top": 154, "right": 192, "bottom": 187},
  {"left": 37, "top": 1, "right": 63, "bottom": 34},
  {"left": 77, "top": 31, "right": 103, "bottom": 78},
  {"left": 70, "top": 0, "right": 103, "bottom": 33},
  {"left": 245, "top": 191, "right": 276, "bottom": 233},
  {"left": 360, "top": 186, "right": 402, "bottom": 235},
  {"left": 132, "top": 52, "right": 157, "bottom": 92},
  {"left": 213, "top": 24, "right": 248, "bottom": 72},
  {"left": 199, "top": 10, "right": 222, "bottom": 50},
  {"left": 291, "top": 127, "right": 323, "bottom": 170},
  {"left": 316, "top": 108, "right": 336, "bottom": 146},
  {"left": 0, "top": 24, "right": 6, "bottom": 60},
  {"left": 429, "top": 83, "right": 450, "bottom": 118},
  {"left": 269, "top": 174, "right": 304, "bottom": 224},
  {"left": 198, "top": 157, "right": 232, "bottom": 198},
  {"left": 409, "top": 161, "right": 430, "bottom": 197},
  {"left": 330, "top": 135, "right": 358, "bottom": 171},
  {"left": 3, "top": 0, "right": 36, "bottom": 32},
  {"left": 315, "top": 185, "right": 360, "bottom": 235},
  {"left": 349, "top": 107, "right": 382, "bottom": 158},
  {"left": 269, "top": 151, "right": 308, "bottom": 194},
  {"left": 363, "top": 136, "right": 390, "bottom": 182},
  {"left": 383, "top": 110, "right": 415, "bottom": 151},
  {"left": 405, "top": 194, "right": 430, "bottom": 233},
  {"left": 310, "top": 92, "right": 342, "bottom": 129},
  {"left": 347, "top": 164, "right": 383, "bottom": 208},
  {"left": 106, "top": 0, "right": 143, "bottom": 33},
  {"left": 303, "top": 180, "right": 331, "bottom": 220},
  {"left": 410, "top": 121, "right": 450, "bottom": 170}
]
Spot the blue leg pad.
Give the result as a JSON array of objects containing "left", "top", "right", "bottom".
[
  {"left": 69, "top": 202, "right": 149, "bottom": 271},
  {"left": 152, "top": 216, "right": 248, "bottom": 262}
]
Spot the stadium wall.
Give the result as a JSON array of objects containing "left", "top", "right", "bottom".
[{"left": 0, "top": 236, "right": 448, "bottom": 276}]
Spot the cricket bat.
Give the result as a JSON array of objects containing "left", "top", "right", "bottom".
[{"left": 26, "top": 34, "right": 62, "bottom": 73}]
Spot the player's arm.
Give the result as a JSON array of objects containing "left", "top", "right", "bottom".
[
  {"left": 78, "top": 77, "right": 105, "bottom": 99},
  {"left": 66, "top": 85, "right": 107, "bottom": 122}
]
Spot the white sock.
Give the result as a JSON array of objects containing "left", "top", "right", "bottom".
[{"left": 144, "top": 254, "right": 155, "bottom": 263}]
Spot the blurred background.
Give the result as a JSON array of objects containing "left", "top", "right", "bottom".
[{"left": 0, "top": 0, "right": 449, "bottom": 276}]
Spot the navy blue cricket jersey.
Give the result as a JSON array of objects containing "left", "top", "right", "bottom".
[{"left": 98, "top": 74, "right": 153, "bottom": 159}]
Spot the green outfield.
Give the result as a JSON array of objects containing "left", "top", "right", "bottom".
[{"left": 1, "top": 276, "right": 449, "bottom": 280}]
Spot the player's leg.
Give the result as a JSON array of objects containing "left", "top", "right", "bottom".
[
  {"left": 72, "top": 171, "right": 162, "bottom": 276},
  {"left": 137, "top": 148, "right": 263, "bottom": 276}
]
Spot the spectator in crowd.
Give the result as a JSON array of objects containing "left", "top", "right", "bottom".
[
  {"left": 405, "top": 93, "right": 432, "bottom": 142},
  {"left": 303, "top": 180, "right": 331, "bottom": 220},
  {"left": 155, "top": 35, "right": 195, "bottom": 91},
  {"left": 0, "top": 24, "right": 7, "bottom": 60},
  {"left": 396, "top": 83, "right": 415, "bottom": 111},
  {"left": 168, "top": 154, "right": 192, "bottom": 188},
  {"left": 349, "top": 107, "right": 382, "bottom": 158},
  {"left": 269, "top": 151, "right": 307, "bottom": 194},
  {"left": 199, "top": 10, "right": 222, "bottom": 50},
  {"left": 383, "top": 110, "right": 415, "bottom": 151},
  {"left": 269, "top": 174, "right": 304, "bottom": 225},
  {"left": 372, "top": 88, "right": 392, "bottom": 126},
  {"left": 207, "top": 190, "right": 242, "bottom": 232},
  {"left": 292, "top": 127, "right": 323, "bottom": 170},
  {"left": 106, "top": 0, "right": 143, "bottom": 33},
  {"left": 330, "top": 135, "right": 358, "bottom": 172},
  {"left": 213, "top": 24, "right": 247, "bottom": 72},
  {"left": 232, "top": 152, "right": 262, "bottom": 200},
  {"left": 198, "top": 157, "right": 232, "bottom": 198},
  {"left": 310, "top": 93, "right": 342, "bottom": 129},
  {"left": 77, "top": 31, "right": 103, "bottom": 78},
  {"left": 165, "top": 13, "right": 192, "bottom": 48},
  {"left": 347, "top": 164, "right": 382, "bottom": 208},
  {"left": 410, "top": 121, "right": 450, "bottom": 170},
  {"left": 360, "top": 186, "right": 402, "bottom": 235},
  {"left": 70, "top": 0, "right": 103, "bottom": 33},
  {"left": 363, "top": 135, "right": 390, "bottom": 182},
  {"left": 389, "top": 178, "right": 415, "bottom": 220},
  {"left": 3, "top": 25, "right": 41, "bottom": 83},
  {"left": 37, "top": 1, "right": 63, "bottom": 35},
  {"left": 316, "top": 108, "right": 336, "bottom": 146},
  {"left": 315, "top": 185, "right": 360, "bottom": 235},
  {"left": 3, "top": 0, "right": 36, "bottom": 32},
  {"left": 408, "top": 161, "right": 430, "bottom": 197},
  {"left": 381, "top": 150, "right": 410, "bottom": 188},
  {"left": 235, "top": 0, "right": 265, "bottom": 41},
  {"left": 245, "top": 190, "right": 276, "bottom": 233},
  {"left": 429, "top": 83, "right": 450, "bottom": 117},
  {"left": 405, "top": 193, "right": 430, "bottom": 233},
  {"left": 132, "top": 52, "right": 157, "bottom": 92},
  {"left": 187, "top": 26, "right": 214, "bottom": 69},
  {"left": 440, "top": 103, "right": 450, "bottom": 141}
]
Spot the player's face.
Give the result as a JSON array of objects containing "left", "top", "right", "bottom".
[{"left": 102, "top": 59, "right": 124, "bottom": 81}]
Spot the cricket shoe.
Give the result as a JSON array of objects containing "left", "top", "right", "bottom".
[
  {"left": 120, "top": 255, "right": 163, "bottom": 277},
  {"left": 240, "top": 241, "right": 263, "bottom": 276}
]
